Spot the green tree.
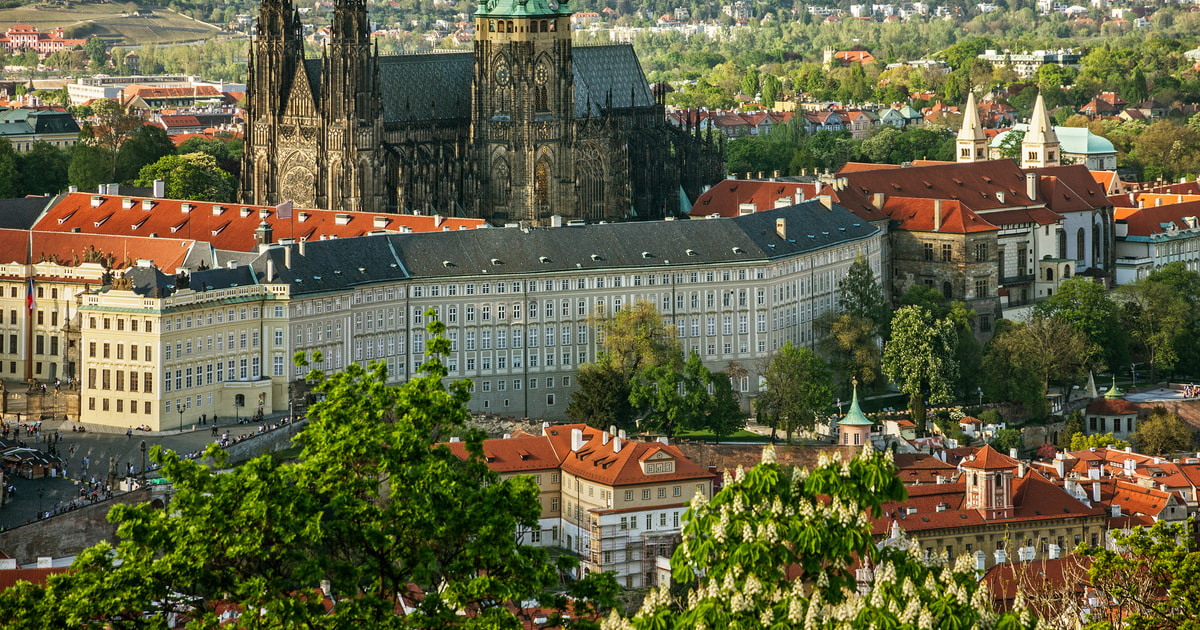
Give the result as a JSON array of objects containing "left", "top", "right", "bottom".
[
  {"left": 67, "top": 143, "right": 113, "bottom": 193},
  {"left": 817, "top": 313, "right": 881, "bottom": 396},
  {"left": 620, "top": 444, "right": 1040, "bottom": 630},
  {"left": 740, "top": 67, "right": 760, "bottom": 97},
  {"left": 0, "top": 314, "right": 618, "bottom": 627},
  {"left": 84, "top": 36, "right": 106, "bottom": 66},
  {"left": 1118, "top": 277, "right": 1188, "bottom": 382},
  {"left": 760, "top": 74, "right": 781, "bottom": 109},
  {"left": 838, "top": 254, "right": 889, "bottom": 336},
  {"left": 176, "top": 135, "right": 233, "bottom": 161},
  {"left": 629, "top": 350, "right": 712, "bottom": 439},
  {"left": 704, "top": 371, "right": 746, "bottom": 442},
  {"left": 1122, "top": 66, "right": 1149, "bottom": 104},
  {"left": 1079, "top": 520, "right": 1200, "bottom": 629},
  {"left": 998, "top": 129, "right": 1025, "bottom": 161},
  {"left": 1134, "top": 406, "right": 1194, "bottom": 456},
  {"left": 80, "top": 99, "right": 142, "bottom": 180},
  {"left": 1145, "top": 263, "right": 1200, "bottom": 376},
  {"left": 1057, "top": 410, "right": 1084, "bottom": 449},
  {"left": 989, "top": 427, "right": 1022, "bottom": 454},
  {"left": 1033, "top": 277, "right": 1125, "bottom": 371},
  {"left": 16, "top": 140, "right": 69, "bottom": 196},
  {"left": 567, "top": 362, "right": 636, "bottom": 433},
  {"left": 1069, "top": 432, "right": 1129, "bottom": 451},
  {"left": 592, "top": 299, "right": 680, "bottom": 379},
  {"left": 0, "top": 138, "right": 20, "bottom": 198},
  {"left": 114, "top": 125, "right": 177, "bottom": 184},
  {"left": 881, "top": 305, "right": 959, "bottom": 426},
  {"left": 983, "top": 316, "right": 1093, "bottom": 417},
  {"left": 755, "top": 342, "right": 833, "bottom": 443},
  {"left": 134, "top": 152, "right": 238, "bottom": 202}
]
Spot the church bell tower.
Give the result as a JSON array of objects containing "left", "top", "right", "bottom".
[
  {"left": 240, "top": 0, "right": 304, "bottom": 205},
  {"left": 471, "top": 0, "right": 575, "bottom": 223}
]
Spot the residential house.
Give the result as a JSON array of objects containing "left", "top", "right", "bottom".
[
  {"left": 447, "top": 425, "right": 714, "bottom": 588},
  {"left": 0, "top": 25, "right": 86, "bottom": 58},
  {"left": 0, "top": 107, "right": 79, "bottom": 152},
  {"left": 1113, "top": 198, "right": 1200, "bottom": 283}
]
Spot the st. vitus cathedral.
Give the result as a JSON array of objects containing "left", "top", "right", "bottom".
[{"left": 240, "top": 0, "right": 724, "bottom": 223}]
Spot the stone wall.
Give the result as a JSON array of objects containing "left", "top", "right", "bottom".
[
  {"left": 0, "top": 487, "right": 157, "bottom": 562},
  {"left": 213, "top": 418, "right": 309, "bottom": 466}
]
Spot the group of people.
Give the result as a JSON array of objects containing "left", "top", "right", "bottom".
[{"left": 1184, "top": 384, "right": 1200, "bottom": 398}]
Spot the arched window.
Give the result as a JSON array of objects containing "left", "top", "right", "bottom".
[
  {"left": 1046, "top": 267, "right": 1054, "bottom": 281},
  {"left": 235, "top": 393, "right": 245, "bottom": 407},
  {"left": 1093, "top": 222, "right": 1101, "bottom": 268},
  {"left": 1059, "top": 229, "right": 1067, "bottom": 258},
  {"left": 942, "top": 281, "right": 952, "bottom": 299},
  {"left": 534, "top": 159, "right": 550, "bottom": 211},
  {"left": 493, "top": 158, "right": 511, "bottom": 207},
  {"left": 1077, "top": 228, "right": 1085, "bottom": 262},
  {"left": 535, "top": 86, "right": 548, "bottom": 112}
]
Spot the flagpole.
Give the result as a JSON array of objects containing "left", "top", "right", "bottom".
[{"left": 25, "top": 230, "right": 34, "bottom": 384}]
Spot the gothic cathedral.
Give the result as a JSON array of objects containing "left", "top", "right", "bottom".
[{"left": 240, "top": 0, "right": 723, "bottom": 223}]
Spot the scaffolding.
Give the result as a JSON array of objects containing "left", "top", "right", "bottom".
[{"left": 589, "top": 521, "right": 680, "bottom": 588}]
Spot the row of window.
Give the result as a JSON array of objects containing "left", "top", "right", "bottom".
[
  {"left": 10, "top": 309, "right": 63, "bottom": 328},
  {"left": 87, "top": 369, "right": 153, "bottom": 393},
  {"left": 161, "top": 306, "right": 282, "bottom": 332},
  {"left": 922, "top": 242, "right": 989, "bottom": 262},
  {"left": 161, "top": 356, "right": 286, "bottom": 392},
  {"left": 162, "top": 329, "right": 280, "bottom": 361},
  {"left": 468, "top": 375, "right": 571, "bottom": 392},
  {"left": 88, "top": 397, "right": 152, "bottom": 415},
  {"left": 89, "top": 342, "right": 152, "bottom": 362}
]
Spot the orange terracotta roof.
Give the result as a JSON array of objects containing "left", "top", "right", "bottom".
[
  {"left": 880, "top": 197, "right": 999, "bottom": 234},
  {"left": 982, "top": 556, "right": 1093, "bottom": 612},
  {"left": 1028, "top": 165, "right": 1114, "bottom": 213},
  {"left": 1090, "top": 170, "right": 1119, "bottom": 193},
  {"left": 1086, "top": 397, "right": 1140, "bottom": 415},
  {"left": 34, "top": 193, "right": 487, "bottom": 253},
  {"left": 829, "top": 160, "right": 1043, "bottom": 222},
  {"left": 0, "top": 229, "right": 194, "bottom": 272},
  {"left": 443, "top": 432, "right": 562, "bottom": 474},
  {"left": 892, "top": 453, "right": 958, "bottom": 485},
  {"left": 1116, "top": 200, "right": 1200, "bottom": 238},
  {"left": 544, "top": 424, "right": 712, "bottom": 487},
  {"left": 837, "top": 162, "right": 902, "bottom": 173},
  {"left": 123, "top": 84, "right": 223, "bottom": 99},
  {"left": 962, "top": 445, "right": 1019, "bottom": 471},
  {"left": 689, "top": 179, "right": 820, "bottom": 217}
]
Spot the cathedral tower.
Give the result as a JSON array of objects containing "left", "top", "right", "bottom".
[
  {"left": 240, "top": 0, "right": 305, "bottom": 205},
  {"left": 956, "top": 91, "right": 987, "bottom": 163},
  {"left": 322, "top": 0, "right": 386, "bottom": 212},
  {"left": 471, "top": 0, "right": 575, "bottom": 223},
  {"left": 1021, "top": 92, "right": 1060, "bottom": 169}
]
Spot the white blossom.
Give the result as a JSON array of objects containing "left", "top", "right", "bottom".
[{"left": 761, "top": 443, "right": 777, "bottom": 465}]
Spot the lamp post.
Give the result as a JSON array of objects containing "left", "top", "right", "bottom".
[
  {"left": 36, "top": 487, "right": 44, "bottom": 519},
  {"left": 176, "top": 402, "right": 183, "bottom": 433},
  {"left": 977, "top": 387, "right": 983, "bottom": 407}
]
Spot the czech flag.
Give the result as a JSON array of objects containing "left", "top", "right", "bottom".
[{"left": 26, "top": 277, "right": 33, "bottom": 312}]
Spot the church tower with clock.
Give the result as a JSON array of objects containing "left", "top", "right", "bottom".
[{"left": 471, "top": 0, "right": 575, "bottom": 223}]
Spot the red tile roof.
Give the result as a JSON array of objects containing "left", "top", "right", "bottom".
[
  {"left": 0, "top": 567, "right": 69, "bottom": 592},
  {"left": 544, "top": 424, "right": 713, "bottom": 487},
  {"left": 34, "top": 193, "right": 486, "bottom": 252},
  {"left": 1086, "top": 397, "right": 1140, "bottom": 415},
  {"left": 0, "top": 229, "right": 194, "bottom": 272},
  {"left": 962, "top": 444, "right": 1020, "bottom": 471},
  {"left": 443, "top": 432, "right": 561, "bottom": 474},
  {"left": 880, "top": 197, "right": 999, "bottom": 234},
  {"left": 689, "top": 179, "right": 820, "bottom": 217},
  {"left": 1114, "top": 199, "right": 1200, "bottom": 238}
]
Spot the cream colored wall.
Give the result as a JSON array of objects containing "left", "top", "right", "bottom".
[{"left": 0, "top": 262, "right": 104, "bottom": 385}]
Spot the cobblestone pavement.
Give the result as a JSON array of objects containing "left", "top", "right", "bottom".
[{"left": 0, "top": 418, "right": 270, "bottom": 530}]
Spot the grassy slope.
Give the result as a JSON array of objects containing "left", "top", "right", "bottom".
[{"left": 0, "top": 3, "right": 219, "bottom": 45}]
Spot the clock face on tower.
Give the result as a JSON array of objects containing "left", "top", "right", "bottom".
[{"left": 495, "top": 63, "right": 511, "bottom": 86}]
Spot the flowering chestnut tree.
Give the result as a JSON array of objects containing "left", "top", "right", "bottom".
[{"left": 606, "top": 446, "right": 1040, "bottom": 630}]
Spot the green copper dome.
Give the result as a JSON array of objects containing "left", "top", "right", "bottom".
[
  {"left": 476, "top": 0, "right": 571, "bottom": 18},
  {"left": 839, "top": 380, "right": 873, "bottom": 426},
  {"left": 1104, "top": 376, "right": 1124, "bottom": 399}
]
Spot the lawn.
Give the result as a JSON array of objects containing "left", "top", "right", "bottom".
[
  {"left": 0, "top": 3, "right": 220, "bottom": 45},
  {"left": 672, "top": 429, "right": 771, "bottom": 443}
]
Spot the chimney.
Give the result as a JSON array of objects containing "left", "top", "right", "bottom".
[
  {"left": 618, "top": 429, "right": 626, "bottom": 440},
  {"left": 571, "top": 428, "right": 584, "bottom": 452},
  {"left": 36, "top": 557, "right": 52, "bottom": 569},
  {"left": 106, "top": 183, "right": 119, "bottom": 195},
  {"left": 1111, "top": 504, "right": 1121, "bottom": 518},
  {"left": 872, "top": 192, "right": 885, "bottom": 209},
  {"left": 449, "top": 437, "right": 460, "bottom": 442},
  {"left": 320, "top": 580, "right": 332, "bottom": 598},
  {"left": 153, "top": 179, "right": 165, "bottom": 198},
  {"left": 975, "top": 550, "right": 987, "bottom": 572},
  {"left": 994, "top": 548, "right": 1007, "bottom": 565},
  {"left": 934, "top": 199, "right": 943, "bottom": 231},
  {"left": 818, "top": 194, "right": 833, "bottom": 210},
  {"left": 1054, "top": 457, "right": 1065, "bottom": 478},
  {"left": 1025, "top": 172, "right": 1038, "bottom": 201},
  {"left": 773, "top": 170, "right": 780, "bottom": 179},
  {"left": 284, "top": 245, "right": 292, "bottom": 269},
  {"left": 1155, "top": 197, "right": 1162, "bottom": 207},
  {"left": 757, "top": 171, "right": 764, "bottom": 179},
  {"left": 68, "top": 185, "right": 77, "bottom": 193},
  {"left": 658, "top": 436, "right": 669, "bottom": 445},
  {"left": 1092, "top": 481, "right": 1101, "bottom": 503},
  {"left": 298, "top": 239, "right": 306, "bottom": 256},
  {"left": 601, "top": 432, "right": 610, "bottom": 445},
  {"left": 1009, "top": 448, "right": 1019, "bottom": 459},
  {"left": 776, "top": 218, "right": 787, "bottom": 240},
  {"left": 613, "top": 436, "right": 622, "bottom": 453},
  {"left": 266, "top": 258, "right": 275, "bottom": 282},
  {"left": 1048, "top": 544, "right": 1061, "bottom": 559}
]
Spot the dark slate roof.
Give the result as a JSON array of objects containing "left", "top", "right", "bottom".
[
  {"left": 300, "top": 45, "right": 653, "bottom": 123},
  {"left": 122, "top": 265, "right": 175, "bottom": 297},
  {"left": 191, "top": 265, "right": 258, "bottom": 292},
  {"left": 254, "top": 235, "right": 409, "bottom": 296},
  {"left": 573, "top": 45, "right": 654, "bottom": 117},
  {"left": 0, "top": 196, "right": 50, "bottom": 229},
  {"left": 383, "top": 202, "right": 876, "bottom": 279}
]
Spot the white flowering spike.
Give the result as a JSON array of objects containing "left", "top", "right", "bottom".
[
  {"left": 760, "top": 608, "right": 775, "bottom": 627},
  {"left": 924, "top": 572, "right": 938, "bottom": 592},
  {"left": 735, "top": 465, "right": 746, "bottom": 483},
  {"left": 919, "top": 607, "right": 935, "bottom": 630},
  {"left": 762, "top": 442, "right": 777, "bottom": 464}
]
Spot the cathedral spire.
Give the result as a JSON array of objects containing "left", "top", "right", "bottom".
[
  {"left": 1021, "top": 91, "right": 1060, "bottom": 169},
  {"left": 956, "top": 91, "right": 986, "bottom": 163}
]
